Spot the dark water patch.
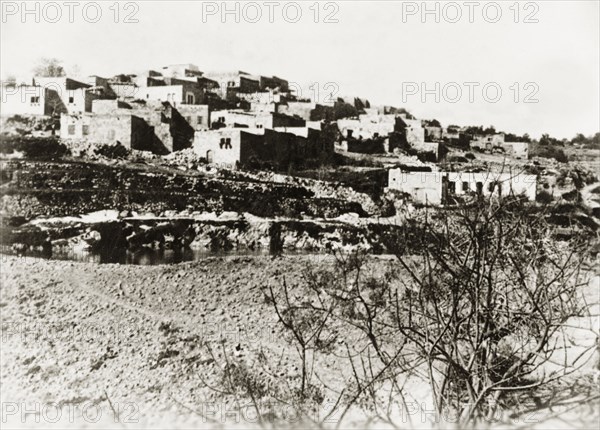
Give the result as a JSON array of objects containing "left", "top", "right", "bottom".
[{"left": 0, "top": 246, "right": 305, "bottom": 266}]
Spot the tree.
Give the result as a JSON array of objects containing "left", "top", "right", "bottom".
[
  {"left": 33, "top": 58, "right": 66, "bottom": 77},
  {"left": 570, "top": 132, "right": 600, "bottom": 147},
  {"left": 505, "top": 132, "right": 531, "bottom": 143},
  {"left": 424, "top": 119, "right": 442, "bottom": 127},
  {"left": 4, "top": 75, "right": 16, "bottom": 85},
  {"left": 571, "top": 133, "right": 587, "bottom": 145},
  {"left": 267, "top": 277, "right": 335, "bottom": 402},
  {"left": 463, "top": 125, "right": 497, "bottom": 137},
  {"left": 539, "top": 134, "right": 553, "bottom": 146},
  {"left": 538, "top": 133, "right": 568, "bottom": 147},
  {"left": 530, "top": 142, "right": 568, "bottom": 163}
]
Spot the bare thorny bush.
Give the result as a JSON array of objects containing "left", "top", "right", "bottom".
[
  {"left": 391, "top": 198, "right": 597, "bottom": 425},
  {"left": 263, "top": 197, "right": 598, "bottom": 428},
  {"left": 197, "top": 197, "right": 597, "bottom": 428},
  {"left": 192, "top": 278, "right": 341, "bottom": 427}
]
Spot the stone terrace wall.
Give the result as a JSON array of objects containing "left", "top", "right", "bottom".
[{"left": 0, "top": 161, "right": 368, "bottom": 220}]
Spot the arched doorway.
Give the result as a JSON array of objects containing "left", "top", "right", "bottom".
[{"left": 206, "top": 150, "right": 213, "bottom": 163}]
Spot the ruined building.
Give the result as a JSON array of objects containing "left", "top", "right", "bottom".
[{"left": 387, "top": 169, "right": 537, "bottom": 205}]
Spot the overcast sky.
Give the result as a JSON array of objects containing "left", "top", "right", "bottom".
[{"left": 1, "top": 0, "right": 599, "bottom": 139}]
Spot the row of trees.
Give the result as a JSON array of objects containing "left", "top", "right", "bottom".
[
  {"left": 436, "top": 121, "right": 599, "bottom": 149},
  {"left": 541, "top": 132, "right": 600, "bottom": 148}
]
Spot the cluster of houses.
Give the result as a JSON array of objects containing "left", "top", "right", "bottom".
[
  {"left": 0, "top": 62, "right": 536, "bottom": 204},
  {"left": 0, "top": 63, "right": 448, "bottom": 167},
  {"left": 336, "top": 109, "right": 439, "bottom": 158},
  {"left": 385, "top": 128, "right": 536, "bottom": 203}
]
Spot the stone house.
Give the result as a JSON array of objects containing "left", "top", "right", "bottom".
[
  {"left": 501, "top": 141, "right": 529, "bottom": 159},
  {"left": 60, "top": 100, "right": 197, "bottom": 154},
  {"left": 210, "top": 109, "right": 305, "bottom": 130},
  {"left": 194, "top": 127, "right": 331, "bottom": 170},
  {"left": 388, "top": 170, "right": 443, "bottom": 204},
  {"left": 395, "top": 117, "right": 440, "bottom": 159},
  {"left": 2, "top": 77, "right": 96, "bottom": 116},
  {"left": 112, "top": 68, "right": 218, "bottom": 106},
  {"left": 470, "top": 133, "right": 529, "bottom": 159},
  {"left": 161, "top": 64, "right": 203, "bottom": 78},
  {"left": 400, "top": 118, "right": 426, "bottom": 145},
  {"left": 276, "top": 101, "right": 316, "bottom": 121},
  {"left": 203, "top": 71, "right": 260, "bottom": 101},
  {"left": 445, "top": 171, "right": 536, "bottom": 201},
  {"left": 177, "top": 104, "right": 210, "bottom": 131},
  {"left": 387, "top": 169, "right": 537, "bottom": 205},
  {"left": 193, "top": 128, "right": 263, "bottom": 168},
  {"left": 273, "top": 124, "right": 321, "bottom": 138},
  {"left": 33, "top": 77, "right": 95, "bottom": 113},
  {"left": 60, "top": 111, "right": 170, "bottom": 154},
  {"left": 139, "top": 82, "right": 206, "bottom": 106},
  {"left": 108, "top": 82, "right": 138, "bottom": 100},
  {"left": 338, "top": 114, "right": 397, "bottom": 140},
  {"left": 1, "top": 83, "right": 63, "bottom": 116},
  {"left": 259, "top": 75, "right": 289, "bottom": 92},
  {"left": 85, "top": 75, "right": 117, "bottom": 100},
  {"left": 470, "top": 133, "right": 506, "bottom": 151},
  {"left": 424, "top": 124, "right": 443, "bottom": 142},
  {"left": 238, "top": 90, "right": 288, "bottom": 113}
]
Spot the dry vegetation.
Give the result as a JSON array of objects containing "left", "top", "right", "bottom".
[{"left": 2, "top": 198, "right": 598, "bottom": 429}]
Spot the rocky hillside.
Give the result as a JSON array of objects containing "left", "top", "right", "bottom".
[{"left": 0, "top": 160, "right": 374, "bottom": 221}]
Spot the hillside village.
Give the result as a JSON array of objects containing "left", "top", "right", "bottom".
[
  {"left": 3, "top": 61, "right": 590, "bottom": 208},
  {"left": 1, "top": 64, "right": 599, "bottom": 247},
  {"left": 2, "top": 0, "right": 599, "bottom": 426},
  {"left": 2, "top": 65, "right": 599, "bottom": 430}
]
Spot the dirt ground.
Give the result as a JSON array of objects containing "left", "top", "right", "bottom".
[
  {"left": 1, "top": 255, "right": 598, "bottom": 429},
  {"left": 0, "top": 254, "right": 383, "bottom": 429}
]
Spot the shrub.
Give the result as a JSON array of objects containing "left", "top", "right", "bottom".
[
  {"left": 530, "top": 143, "right": 568, "bottom": 163},
  {"left": 536, "top": 189, "right": 554, "bottom": 204},
  {"left": 94, "top": 143, "right": 130, "bottom": 159},
  {"left": 562, "top": 189, "right": 579, "bottom": 202},
  {"left": 0, "top": 135, "right": 69, "bottom": 158},
  {"left": 447, "top": 155, "right": 468, "bottom": 163}
]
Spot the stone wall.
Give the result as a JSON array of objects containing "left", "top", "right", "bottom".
[
  {"left": 177, "top": 104, "right": 210, "bottom": 130},
  {"left": 60, "top": 113, "right": 133, "bottom": 147},
  {"left": 277, "top": 102, "right": 315, "bottom": 121},
  {"left": 1, "top": 161, "right": 369, "bottom": 221},
  {"left": 193, "top": 129, "right": 244, "bottom": 167},
  {"left": 240, "top": 128, "right": 331, "bottom": 170}
]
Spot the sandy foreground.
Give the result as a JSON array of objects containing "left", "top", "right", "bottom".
[
  {"left": 0, "top": 254, "right": 370, "bottom": 429},
  {"left": 1, "top": 254, "right": 598, "bottom": 429}
]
